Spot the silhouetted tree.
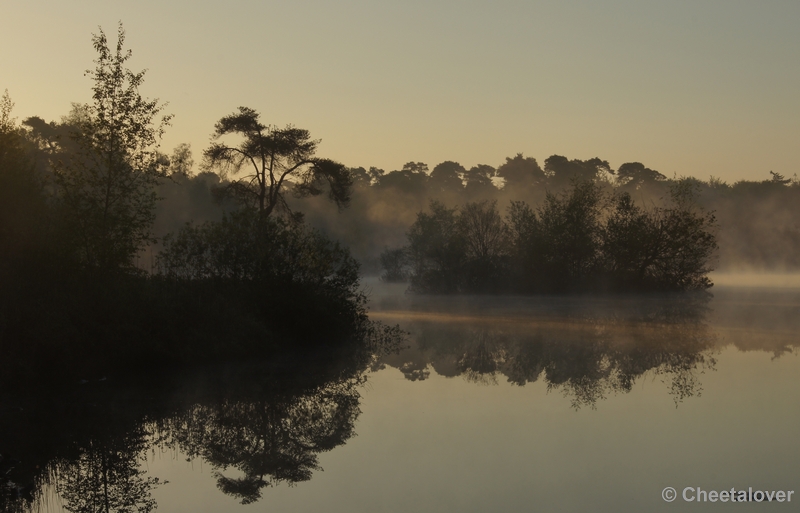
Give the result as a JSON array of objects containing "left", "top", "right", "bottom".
[
  {"left": 157, "top": 209, "right": 360, "bottom": 301},
  {"left": 463, "top": 163, "right": 497, "bottom": 199},
  {"left": 204, "top": 107, "right": 352, "bottom": 217},
  {"left": 168, "top": 143, "right": 194, "bottom": 177},
  {"left": 407, "top": 202, "right": 465, "bottom": 293},
  {"left": 643, "top": 181, "right": 717, "bottom": 289},
  {"left": 348, "top": 166, "right": 372, "bottom": 188},
  {"left": 376, "top": 161, "right": 429, "bottom": 194},
  {"left": 531, "top": 180, "right": 605, "bottom": 290},
  {"left": 0, "top": 91, "right": 47, "bottom": 268},
  {"left": 390, "top": 177, "right": 719, "bottom": 293},
  {"left": 459, "top": 200, "right": 510, "bottom": 291},
  {"left": 429, "top": 160, "right": 465, "bottom": 194},
  {"left": 401, "top": 200, "right": 512, "bottom": 293},
  {"left": 544, "top": 155, "right": 612, "bottom": 188},
  {"left": 616, "top": 161, "right": 666, "bottom": 189},
  {"left": 769, "top": 170, "right": 791, "bottom": 185},
  {"left": 496, "top": 153, "right": 545, "bottom": 190},
  {"left": 53, "top": 23, "right": 172, "bottom": 272},
  {"left": 506, "top": 200, "right": 541, "bottom": 291}
]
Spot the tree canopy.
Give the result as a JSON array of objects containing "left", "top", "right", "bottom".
[
  {"left": 203, "top": 107, "right": 352, "bottom": 217},
  {"left": 53, "top": 23, "right": 172, "bottom": 272},
  {"left": 394, "top": 180, "right": 718, "bottom": 294}
]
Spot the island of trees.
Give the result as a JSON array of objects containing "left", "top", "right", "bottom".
[{"left": 381, "top": 180, "right": 718, "bottom": 293}]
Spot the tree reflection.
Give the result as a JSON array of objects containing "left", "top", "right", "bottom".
[
  {"left": 165, "top": 378, "right": 362, "bottom": 504},
  {"left": 56, "top": 427, "right": 162, "bottom": 513},
  {"left": 381, "top": 294, "right": 718, "bottom": 408},
  {"left": 0, "top": 321, "right": 404, "bottom": 511}
]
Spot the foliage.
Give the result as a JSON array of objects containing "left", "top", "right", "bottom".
[
  {"left": 203, "top": 107, "right": 352, "bottom": 217},
  {"left": 1, "top": 26, "right": 383, "bottom": 389},
  {"left": 458, "top": 200, "right": 511, "bottom": 292},
  {"left": 0, "top": 91, "right": 48, "bottom": 268},
  {"left": 154, "top": 209, "right": 370, "bottom": 354},
  {"left": 405, "top": 200, "right": 510, "bottom": 293},
  {"left": 544, "top": 155, "right": 612, "bottom": 187},
  {"left": 407, "top": 202, "right": 466, "bottom": 293},
  {"left": 391, "top": 180, "right": 717, "bottom": 293},
  {"left": 429, "top": 160, "right": 466, "bottom": 193},
  {"left": 526, "top": 180, "right": 606, "bottom": 291},
  {"left": 616, "top": 161, "right": 666, "bottom": 189},
  {"left": 379, "top": 247, "right": 410, "bottom": 282},
  {"left": 375, "top": 161, "right": 430, "bottom": 195},
  {"left": 496, "top": 153, "right": 545, "bottom": 189},
  {"left": 157, "top": 209, "right": 361, "bottom": 301},
  {"left": 168, "top": 142, "right": 194, "bottom": 176},
  {"left": 602, "top": 185, "right": 717, "bottom": 291},
  {"left": 53, "top": 23, "right": 171, "bottom": 272}
]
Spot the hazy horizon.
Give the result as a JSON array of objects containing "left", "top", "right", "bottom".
[{"left": 3, "top": 0, "right": 799, "bottom": 183}]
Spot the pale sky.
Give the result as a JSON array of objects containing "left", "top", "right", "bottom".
[{"left": 2, "top": 0, "right": 798, "bottom": 182}]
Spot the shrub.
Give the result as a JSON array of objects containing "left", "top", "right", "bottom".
[{"left": 379, "top": 247, "right": 410, "bottom": 282}]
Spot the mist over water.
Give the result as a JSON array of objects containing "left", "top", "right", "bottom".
[{"left": 711, "top": 272, "right": 800, "bottom": 289}]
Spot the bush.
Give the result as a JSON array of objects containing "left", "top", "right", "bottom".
[
  {"left": 379, "top": 247, "right": 410, "bottom": 282},
  {"left": 153, "top": 209, "right": 371, "bottom": 357},
  {"left": 157, "top": 208, "right": 362, "bottom": 304}
]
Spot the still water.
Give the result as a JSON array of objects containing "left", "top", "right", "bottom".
[{"left": 3, "top": 282, "right": 799, "bottom": 512}]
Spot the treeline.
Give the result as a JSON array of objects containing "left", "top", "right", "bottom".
[
  {"left": 295, "top": 157, "right": 800, "bottom": 273},
  {"left": 0, "top": 25, "right": 395, "bottom": 386},
  {"left": 381, "top": 180, "right": 717, "bottom": 293}
]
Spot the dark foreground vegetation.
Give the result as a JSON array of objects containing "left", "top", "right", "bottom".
[{"left": 0, "top": 25, "right": 399, "bottom": 387}]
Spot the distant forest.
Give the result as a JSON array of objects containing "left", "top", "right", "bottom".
[
  {"left": 299, "top": 158, "right": 800, "bottom": 275},
  {"left": 6, "top": 81, "right": 800, "bottom": 284},
  {"left": 147, "top": 140, "right": 798, "bottom": 280}
]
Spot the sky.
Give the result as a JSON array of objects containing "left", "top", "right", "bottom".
[{"left": 2, "top": 0, "right": 798, "bottom": 182}]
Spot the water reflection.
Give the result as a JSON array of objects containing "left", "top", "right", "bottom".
[
  {"left": 0, "top": 326, "right": 401, "bottom": 512},
  {"left": 3, "top": 290, "right": 798, "bottom": 511},
  {"left": 375, "top": 293, "right": 718, "bottom": 408},
  {"left": 162, "top": 376, "right": 362, "bottom": 504},
  {"left": 56, "top": 429, "right": 162, "bottom": 513},
  {"left": 0, "top": 385, "right": 164, "bottom": 513}
]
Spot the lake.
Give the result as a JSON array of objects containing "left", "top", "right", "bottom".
[{"left": 3, "top": 280, "right": 799, "bottom": 512}]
